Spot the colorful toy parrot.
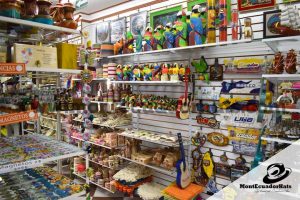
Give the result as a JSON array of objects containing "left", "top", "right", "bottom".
[
  {"left": 189, "top": 5, "right": 204, "bottom": 45},
  {"left": 133, "top": 64, "right": 142, "bottom": 81},
  {"left": 143, "top": 64, "right": 152, "bottom": 81},
  {"left": 143, "top": 26, "right": 153, "bottom": 51},
  {"left": 135, "top": 29, "right": 143, "bottom": 52},
  {"left": 191, "top": 56, "right": 210, "bottom": 83},
  {"left": 175, "top": 11, "right": 188, "bottom": 47},
  {"left": 186, "top": 11, "right": 192, "bottom": 44},
  {"left": 116, "top": 64, "right": 123, "bottom": 81},
  {"left": 123, "top": 31, "right": 134, "bottom": 54},
  {"left": 122, "top": 65, "right": 129, "bottom": 81},
  {"left": 163, "top": 22, "right": 175, "bottom": 49},
  {"left": 153, "top": 25, "right": 165, "bottom": 50},
  {"left": 152, "top": 63, "right": 161, "bottom": 81}
]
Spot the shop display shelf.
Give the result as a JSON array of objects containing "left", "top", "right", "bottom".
[
  {"left": 261, "top": 136, "right": 300, "bottom": 145},
  {"left": 26, "top": 67, "right": 81, "bottom": 74},
  {"left": 107, "top": 39, "right": 252, "bottom": 60},
  {"left": 262, "top": 74, "right": 300, "bottom": 83},
  {"left": 262, "top": 35, "right": 300, "bottom": 52},
  {"left": 90, "top": 101, "right": 120, "bottom": 105},
  {"left": 78, "top": 155, "right": 117, "bottom": 170},
  {"left": 118, "top": 132, "right": 189, "bottom": 147},
  {"left": 72, "top": 78, "right": 113, "bottom": 81},
  {"left": 40, "top": 115, "right": 57, "bottom": 121},
  {"left": 71, "top": 136, "right": 119, "bottom": 150},
  {"left": 73, "top": 173, "right": 115, "bottom": 193},
  {"left": 50, "top": 110, "right": 85, "bottom": 114},
  {"left": 0, "top": 16, "right": 81, "bottom": 35},
  {"left": 60, "top": 190, "right": 86, "bottom": 200},
  {"left": 117, "top": 106, "right": 176, "bottom": 114},
  {"left": 118, "top": 155, "right": 175, "bottom": 175},
  {"left": 0, "top": 134, "right": 86, "bottom": 174},
  {"left": 72, "top": 119, "right": 131, "bottom": 130},
  {"left": 260, "top": 106, "right": 300, "bottom": 113},
  {"left": 110, "top": 80, "right": 182, "bottom": 85}
]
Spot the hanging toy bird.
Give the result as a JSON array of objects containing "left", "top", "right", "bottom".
[
  {"left": 163, "top": 22, "right": 175, "bottom": 49},
  {"left": 143, "top": 26, "right": 153, "bottom": 51},
  {"left": 189, "top": 5, "right": 204, "bottom": 46}
]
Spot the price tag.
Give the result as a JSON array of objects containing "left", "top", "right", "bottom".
[
  {"left": 0, "top": 110, "right": 38, "bottom": 126},
  {"left": 0, "top": 63, "right": 26, "bottom": 75},
  {"left": 0, "top": 159, "right": 42, "bottom": 174}
]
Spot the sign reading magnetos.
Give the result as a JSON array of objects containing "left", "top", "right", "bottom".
[
  {"left": 0, "top": 111, "right": 38, "bottom": 126},
  {"left": 0, "top": 63, "right": 26, "bottom": 75}
]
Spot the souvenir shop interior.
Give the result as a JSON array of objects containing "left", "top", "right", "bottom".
[{"left": 0, "top": 0, "right": 300, "bottom": 199}]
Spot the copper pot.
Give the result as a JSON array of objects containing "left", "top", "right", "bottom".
[{"left": 36, "top": 0, "right": 51, "bottom": 16}]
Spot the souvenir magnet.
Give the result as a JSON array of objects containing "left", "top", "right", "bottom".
[
  {"left": 191, "top": 132, "right": 206, "bottom": 147},
  {"left": 196, "top": 116, "right": 220, "bottom": 129},
  {"left": 207, "top": 132, "right": 229, "bottom": 146}
]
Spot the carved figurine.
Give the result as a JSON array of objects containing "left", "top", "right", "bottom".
[
  {"left": 161, "top": 152, "right": 176, "bottom": 170},
  {"left": 127, "top": 64, "right": 134, "bottom": 81},
  {"left": 163, "top": 23, "right": 175, "bottom": 49},
  {"left": 285, "top": 49, "right": 297, "bottom": 74},
  {"left": 133, "top": 64, "right": 142, "bottom": 81},
  {"left": 143, "top": 26, "right": 153, "bottom": 52},
  {"left": 152, "top": 63, "right": 161, "bottom": 81},
  {"left": 231, "top": 9, "right": 238, "bottom": 41},
  {"left": 135, "top": 29, "right": 143, "bottom": 53},
  {"left": 153, "top": 152, "right": 165, "bottom": 166},
  {"left": 123, "top": 31, "right": 134, "bottom": 54},
  {"left": 161, "top": 63, "right": 169, "bottom": 81},
  {"left": 244, "top": 18, "right": 253, "bottom": 40},
  {"left": 143, "top": 64, "right": 152, "bottom": 81},
  {"left": 171, "top": 63, "right": 179, "bottom": 81},
  {"left": 50, "top": 0, "right": 64, "bottom": 25},
  {"left": 186, "top": 11, "right": 192, "bottom": 44},
  {"left": 207, "top": 0, "right": 216, "bottom": 43},
  {"left": 122, "top": 65, "right": 129, "bottom": 81},
  {"left": 175, "top": 11, "right": 188, "bottom": 47},
  {"left": 178, "top": 64, "right": 185, "bottom": 81},
  {"left": 153, "top": 25, "right": 165, "bottom": 50},
  {"left": 24, "top": 0, "right": 37, "bottom": 20},
  {"left": 125, "top": 139, "right": 132, "bottom": 158},
  {"left": 59, "top": 1, "right": 81, "bottom": 29},
  {"left": 189, "top": 5, "right": 204, "bottom": 46},
  {"left": 219, "top": 0, "right": 227, "bottom": 42},
  {"left": 116, "top": 64, "right": 123, "bottom": 81},
  {"left": 272, "top": 52, "right": 284, "bottom": 74},
  {"left": 114, "top": 38, "right": 123, "bottom": 55},
  {"left": 35, "top": 0, "right": 53, "bottom": 24}
]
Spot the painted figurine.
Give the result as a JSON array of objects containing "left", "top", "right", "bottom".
[
  {"left": 175, "top": 11, "right": 188, "bottom": 47},
  {"left": 272, "top": 52, "right": 284, "bottom": 74},
  {"left": 186, "top": 11, "right": 192, "bottom": 44},
  {"left": 123, "top": 31, "right": 134, "bottom": 54},
  {"left": 133, "top": 64, "right": 142, "bottom": 81},
  {"left": 135, "top": 29, "right": 143, "bottom": 52},
  {"left": 143, "top": 26, "right": 153, "bottom": 52},
  {"left": 114, "top": 38, "right": 123, "bottom": 55},
  {"left": 171, "top": 63, "right": 179, "bottom": 81},
  {"left": 189, "top": 5, "right": 204, "bottom": 46},
  {"left": 161, "top": 63, "right": 169, "bottom": 81},
  {"left": 123, "top": 65, "right": 129, "bottom": 81},
  {"left": 219, "top": 0, "right": 227, "bottom": 42},
  {"left": 153, "top": 25, "right": 165, "bottom": 50},
  {"left": 244, "top": 18, "right": 253, "bottom": 40},
  {"left": 285, "top": 49, "right": 297, "bottom": 74},
  {"left": 178, "top": 64, "right": 185, "bottom": 81},
  {"left": 207, "top": 0, "right": 216, "bottom": 43},
  {"left": 116, "top": 64, "right": 123, "bottom": 81},
  {"left": 231, "top": 9, "right": 238, "bottom": 41},
  {"left": 152, "top": 63, "right": 161, "bottom": 81},
  {"left": 143, "top": 64, "right": 152, "bottom": 81},
  {"left": 127, "top": 64, "right": 134, "bottom": 81},
  {"left": 163, "top": 23, "right": 175, "bottom": 49}
]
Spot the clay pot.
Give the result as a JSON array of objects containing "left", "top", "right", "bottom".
[
  {"left": 272, "top": 52, "right": 284, "bottom": 74},
  {"left": 59, "top": 15, "right": 81, "bottom": 29},
  {"left": 285, "top": 49, "right": 297, "bottom": 74},
  {"left": 23, "top": 0, "right": 36, "bottom": 17},
  {"left": 36, "top": 0, "right": 51, "bottom": 16}
]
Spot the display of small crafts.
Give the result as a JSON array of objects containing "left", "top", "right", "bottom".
[
  {"left": 112, "top": 7, "right": 251, "bottom": 55},
  {"left": 115, "top": 63, "right": 189, "bottom": 82},
  {"left": 120, "top": 94, "right": 178, "bottom": 111},
  {"left": 270, "top": 50, "right": 298, "bottom": 74}
]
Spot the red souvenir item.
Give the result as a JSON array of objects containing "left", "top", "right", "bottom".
[
  {"left": 272, "top": 52, "right": 284, "bottom": 74},
  {"left": 196, "top": 116, "right": 220, "bottom": 128},
  {"left": 285, "top": 49, "right": 297, "bottom": 74},
  {"left": 219, "top": 0, "right": 227, "bottom": 42},
  {"left": 177, "top": 66, "right": 190, "bottom": 120},
  {"left": 231, "top": 9, "right": 238, "bottom": 41}
]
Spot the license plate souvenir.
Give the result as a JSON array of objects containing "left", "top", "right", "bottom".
[{"left": 221, "top": 80, "right": 261, "bottom": 94}]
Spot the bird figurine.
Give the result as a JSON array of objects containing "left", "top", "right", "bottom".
[
  {"left": 153, "top": 25, "right": 165, "bottom": 50},
  {"left": 164, "top": 23, "right": 175, "bottom": 49},
  {"left": 143, "top": 26, "right": 154, "bottom": 51},
  {"left": 116, "top": 64, "right": 123, "bottom": 81},
  {"left": 175, "top": 11, "right": 188, "bottom": 47},
  {"left": 123, "top": 31, "right": 134, "bottom": 54},
  {"left": 135, "top": 29, "right": 143, "bottom": 52},
  {"left": 189, "top": 5, "right": 204, "bottom": 46},
  {"left": 186, "top": 11, "right": 192, "bottom": 45}
]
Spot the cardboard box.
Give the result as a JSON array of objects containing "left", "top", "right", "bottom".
[
  {"left": 56, "top": 43, "right": 78, "bottom": 69},
  {"left": 14, "top": 43, "right": 57, "bottom": 68}
]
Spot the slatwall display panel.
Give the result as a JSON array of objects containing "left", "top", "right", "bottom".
[{"left": 79, "top": 0, "right": 300, "bottom": 199}]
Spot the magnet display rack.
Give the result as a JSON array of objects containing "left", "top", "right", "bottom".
[{"left": 0, "top": 17, "right": 86, "bottom": 199}]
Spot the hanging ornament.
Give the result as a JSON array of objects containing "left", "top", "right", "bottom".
[
  {"left": 83, "top": 84, "right": 91, "bottom": 94},
  {"left": 81, "top": 69, "right": 93, "bottom": 83}
]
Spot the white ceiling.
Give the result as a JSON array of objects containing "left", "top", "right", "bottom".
[{"left": 55, "top": 0, "right": 129, "bottom": 14}]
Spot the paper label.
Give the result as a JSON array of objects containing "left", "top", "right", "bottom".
[
  {"left": 0, "top": 159, "right": 42, "bottom": 174},
  {"left": 0, "top": 111, "right": 38, "bottom": 126},
  {"left": 0, "top": 63, "right": 26, "bottom": 75}
]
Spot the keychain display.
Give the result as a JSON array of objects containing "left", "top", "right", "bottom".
[
  {"left": 207, "top": 132, "right": 229, "bottom": 146},
  {"left": 198, "top": 87, "right": 221, "bottom": 100},
  {"left": 230, "top": 155, "right": 249, "bottom": 182},
  {"left": 196, "top": 115, "right": 220, "bottom": 128},
  {"left": 215, "top": 152, "right": 231, "bottom": 177},
  {"left": 196, "top": 101, "right": 218, "bottom": 114},
  {"left": 221, "top": 80, "right": 261, "bottom": 94},
  {"left": 228, "top": 126, "right": 266, "bottom": 156}
]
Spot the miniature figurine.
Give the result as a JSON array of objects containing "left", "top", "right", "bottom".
[
  {"left": 175, "top": 11, "right": 188, "bottom": 47},
  {"left": 123, "top": 31, "right": 134, "bottom": 54},
  {"left": 59, "top": 1, "right": 81, "bottom": 28},
  {"left": 171, "top": 63, "right": 179, "bottom": 81},
  {"left": 231, "top": 9, "right": 238, "bottom": 41},
  {"left": 186, "top": 11, "right": 192, "bottom": 44},
  {"left": 143, "top": 64, "right": 152, "bottom": 81},
  {"left": 285, "top": 49, "right": 297, "bottom": 74},
  {"left": 152, "top": 63, "right": 161, "bottom": 81},
  {"left": 116, "top": 64, "right": 123, "bottom": 81},
  {"left": 153, "top": 25, "right": 165, "bottom": 50},
  {"left": 244, "top": 18, "right": 253, "bottom": 40},
  {"left": 163, "top": 23, "right": 175, "bottom": 49},
  {"left": 114, "top": 38, "right": 123, "bottom": 55},
  {"left": 135, "top": 29, "right": 143, "bottom": 53},
  {"left": 161, "top": 63, "right": 169, "bottom": 81},
  {"left": 143, "top": 26, "right": 153, "bottom": 52},
  {"left": 219, "top": 0, "right": 227, "bottom": 42},
  {"left": 178, "top": 64, "right": 185, "bottom": 81},
  {"left": 133, "top": 64, "right": 142, "bottom": 81},
  {"left": 207, "top": 0, "right": 216, "bottom": 43},
  {"left": 189, "top": 5, "right": 204, "bottom": 46},
  {"left": 272, "top": 52, "right": 284, "bottom": 74},
  {"left": 123, "top": 65, "right": 129, "bottom": 81},
  {"left": 127, "top": 64, "right": 134, "bottom": 81}
]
